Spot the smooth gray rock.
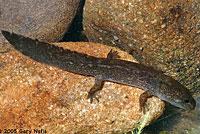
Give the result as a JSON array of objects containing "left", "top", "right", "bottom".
[{"left": 0, "top": 0, "right": 81, "bottom": 42}]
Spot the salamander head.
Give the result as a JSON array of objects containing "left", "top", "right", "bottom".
[{"left": 156, "top": 77, "right": 196, "bottom": 110}]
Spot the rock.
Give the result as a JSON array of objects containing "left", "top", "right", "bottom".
[
  {"left": 0, "top": 0, "right": 81, "bottom": 42},
  {"left": 83, "top": 0, "right": 200, "bottom": 92},
  {"left": 0, "top": 41, "right": 165, "bottom": 133}
]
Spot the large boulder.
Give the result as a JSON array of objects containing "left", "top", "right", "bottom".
[
  {"left": 83, "top": 0, "right": 200, "bottom": 92},
  {"left": 0, "top": 41, "right": 164, "bottom": 133},
  {"left": 0, "top": 0, "right": 81, "bottom": 42}
]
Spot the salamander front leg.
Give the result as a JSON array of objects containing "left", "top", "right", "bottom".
[
  {"left": 139, "top": 90, "right": 153, "bottom": 113},
  {"left": 87, "top": 75, "right": 104, "bottom": 103},
  {"left": 107, "top": 49, "right": 121, "bottom": 59}
]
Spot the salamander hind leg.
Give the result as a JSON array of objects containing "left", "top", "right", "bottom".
[
  {"left": 87, "top": 75, "right": 104, "bottom": 103},
  {"left": 139, "top": 90, "right": 153, "bottom": 113},
  {"left": 107, "top": 49, "right": 121, "bottom": 59}
]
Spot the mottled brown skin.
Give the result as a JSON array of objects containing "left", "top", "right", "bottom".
[{"left": 2, "top": 30, "right": 196, "bottom": 111}]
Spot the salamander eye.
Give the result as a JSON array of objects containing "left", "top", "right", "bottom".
[{"left": 183, "top": 99, "right": 190, "bottom": 104}]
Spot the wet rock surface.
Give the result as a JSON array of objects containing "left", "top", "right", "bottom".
[
  {"left": 83, "top": 0, "right": 200, "bottom": 93},
  {"left": 0, "top": 41, "right": 164, "bottom": 133},
  {"left": 0, "top": 0, "right": 81, "bottom": 42}
]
